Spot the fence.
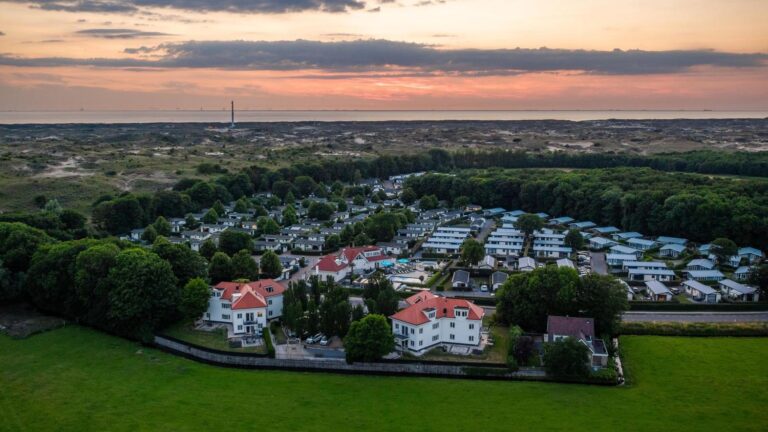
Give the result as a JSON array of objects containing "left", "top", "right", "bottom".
[{"left": 153, "top": 335, "right": 553, "bottom": 381}]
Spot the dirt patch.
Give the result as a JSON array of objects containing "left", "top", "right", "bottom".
[
  {"left": 0, "top": 303, "right": 66, "bottom": 339},
  {"left": 35, "top": 157, "right": 94, "bottom": 178}
]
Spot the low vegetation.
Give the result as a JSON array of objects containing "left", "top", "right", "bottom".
[{"left": 620, "top": 321, "right": 768, "bottom": 337}]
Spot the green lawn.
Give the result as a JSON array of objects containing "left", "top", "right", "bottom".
[
  {"left": 1, "top": 326, "right": 767, "bottom": 431},
  {"left": 161, "top": 321, "right": 267, "bottom": 354}
]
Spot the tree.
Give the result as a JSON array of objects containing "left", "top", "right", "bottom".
[
  {"left": 515, "top": 213, "right": 544, "bottom": 237},
  {"left": 320, "top": 283, "right": 352, "bottom": 337},
  {"left": 233, "top": 197, "right": 250, "bottom": 213},
  {"left": 284, "top": 191, "right": 296, "bottom": 205},
  {"left": 260, "top": 250, "right": 283, "bottom": 279},
  {"left": 344, "top": 314, "right": 395, "bottom": 363},
  {"left": 294, "top": 175, "right": 317, "bottom": 197},
  {"left": 362, "top": 273, "right": 399, "bottom": 317},
  {"left": 461, "top": 238, "right": 484, "bottom": 266},
  {"left": 353, "top": 232, "right": 373, "bottom": 247},
  {"left": 400, "top": 188, "right": 417, "bottom": 205},
  {"left": 74, "top": 242, "right": 121, "bottom": 324},
  {"left": 258, "top": 217, "right": 280, "bottom": 235},
  {"left": 179, "top": 278, "right": 211, "bottom": 320},
  {"left": 576, "top": 274, "right": 629, "bottom": 336},
  {"left": 282, "top": 284, "right": 307, "bottom": 335},
  {"left": 542, "top": 337, "right": 590, "bottom": 378},
  {"left": 325, "top": 234, "right": 341, "bottom": 251},
  {"left": 218, "top": 230, "right": 253, "bottom": 256},
  {"left": 184, "top": 214, "right": 200, "bottom": 230},
  {"left": 106, "top": 248, "right": 179, "bottom": 340},
  {"left": 748, "top": 264, "right": 768, "bottom": 300},
  {"left": 199, "top": 239, "right": 218, "bottom": 260},
  {"left": 231, "top": 249, "right": 259, "bottom": 280},
  {"left": 419, "top": 194, "right": 439, "bottom": 210},
  {"left": 453, "top": 195, "right": 470, "bottom": 210},
  {"left": 152, "top": 216, "right": 172, "bottom": 237},
  {"left": 282, "top": 205, "right": 299, "bottom": 226},
  {"left": 152, "top": 238, "right": 208, "bottom": 287},
  {"left": 351, "top": 304, "right": 365, "bottom": 322},
  {"left": 564, "top": 229, "right": 584, "bottom": 250},
  {"left": 141, "top": 225, "right": 158, "bottom": 243},
  {"left": 352, "top": 195, "right": 365, "bottom": 206},
  {"left": 308, "top": 202, "right": 335, "bottom": 220},
  {"left": 711, "top": 237, "right": 737, "bottom": 264},
  {"left": 512, "top": 335, "right": 535, "bottom": 365},
  {"left": 208, "top": 252, "right": 233, "bottom": 283},
  {"left": 202, "top": 208, "right": 219, "bottom": 224},
  {"left": 272, "top": 180, "right": 294, "bottom": 200},
  {"left": 43, "top": 199, "right": 63, "bottom": 215},
  {"left": 212, "top": 200, "right": 226, "bottom": 217}
]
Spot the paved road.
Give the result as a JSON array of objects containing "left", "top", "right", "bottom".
[
  {"left": 285, "top": 254, "right": 320, "bottom": 282},
  {"left": 622, "top": 311, "right": 768, "bottom": 322},
  {"left": 590, "top": 251, "right": 608, "bottom": 275},
  {"left": 475, "top": 220, "right": 496, "bottom": 243}
]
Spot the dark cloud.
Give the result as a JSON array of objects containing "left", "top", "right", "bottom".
[
  {"left": 75, "top": 28, "right": 171, "bottom": 38},
  {"left": 2, "top": 39, "right": 766, "bottom": 75},
  {"left": 7, "top": 0, "right": 367, "bottom": 14}
]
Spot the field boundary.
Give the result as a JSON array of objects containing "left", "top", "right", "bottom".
[{"left": 153, "top": 335, "right": 617, "bottom": 385}]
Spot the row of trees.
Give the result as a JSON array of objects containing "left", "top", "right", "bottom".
[{"left": 404, "top": 168, "right": 768, "bottom": 246}]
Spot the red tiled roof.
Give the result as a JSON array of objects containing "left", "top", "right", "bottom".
[
  {"left": 405, "top": 291, "right": 437, "bottom": 306},
  {"left": 390, "top": 296, "right": 484, "bottom": 325},
  {"left": 314, "top": 254, "right": 348, "bottom": 272},
  {"left": 546, "top": 315, "right": 595, "bottom": 339},
  {"left": 213, "top": 280, "right": 286, "bottom": 310},
  {"left": 232, "top": 290, "right": 267, "bottom": 310},
  {"left": 248, "top": 279, "right": 286, "bottom": 297},
  {"left": 341, "top": 246, "right": 380, "bottom": 263}
]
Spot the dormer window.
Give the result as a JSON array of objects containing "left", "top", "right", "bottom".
[{"left": 266, "top": 286, "right": 273, "bottom": 293}]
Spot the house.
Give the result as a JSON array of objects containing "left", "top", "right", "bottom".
[
  {"left": 686, "top": 259, "right": 715, "bottom": 271},
  {"left": 477, "top": 255, "right": 497, "bottom": 270},
  {"left": 204, "top": 280, "right": 286, "bottom": 335},
  {"left": 451, "top": 270, "right": 471, "bottom": 289},
  {"left": 606, "top": 253, "right": 638, "bottom": 267},
  {"left": 719, "top": 279, "right": 759, "bottom": 302},
  {"left": 609, "top": 244, "right": 642, "bottom": 258},
  {"left": 682, "top": 280, "right": 721, "bottom": 303},
  {"left": 312, "top": 246, "right": 394, "bottom": 282},
  {"left": 292, "top": 238, "right": 325, "bottom": 253},
  {"left": 491, "top": 271, "right": 508, "bottom": 291},
  {"left": 549, "top": 216, "right": 575, "bottom": 226},
  {"left": 627, "top": 268, "right": 675, "bottom": 282},
  {"left": 686, "top": 269, "right": 725, "bottom": 282},
  {"left": 483, "top": 207, "right": 506, "bottom": 217},
  {"left": 556, "top": 258, "right": 576, "bottom": 269},
  {"left": 390, "top": 293, "right": 484, "bottom": 354},
  {"left": 533, "top": 245, "right": 572, "bottom": 259},
  {"left": 169, "top": 218, "right": 186, "bottom": 233},
  {"left": 485, "top": 228, "right": 525, "bottom": 256},
  {"left": 517, "top": 257, "right": 537, "bottom": 272},
  {"left": 544, "top": 316, "right": 608, "bottom": 368},
  {"left": 589, "top": 237, "right": 617, "bottom": 250},
  {"left": 657, "top": 236, "right": 687, "bottom": 245},
  {"left": 182, "top": 230, "right": 211, "bottom": 242},
  {"left": 593, "top": 226, "right": 620, "bottom": 235},
  {"left": 612, "top": 232, "right": 643, "bottom": 242},
  {"left": 623, "top": 261, "right": 669, "bottom": 271},
  {"left": 569, "top": 221, "right": 596, "bottom": 230},
  {"left": 659, "top": 243, "right": 686, "bottom": 258},
  {"left": 422, "top": 227, "right": 471, "bottom": 255},
  {"left": 277, "top": 256, "right": 298, "bottom": 281},
  {"left": 377, "top": 242, "right": 405, "bottom": 256},
  {"left": 644, "top": 280, "right": 673, "bottom": 301},
  {"left": 130, "top": 228, "right": 145, "bottom": 241},
  {"left": 738, "top": 247, "right": 764, "bottom": 263},
  {"left": 734, "top": 266, "right": 753, "bottom": 281},
  {"left": 628, "top": 238, "right": 656, "bottom": 251}
]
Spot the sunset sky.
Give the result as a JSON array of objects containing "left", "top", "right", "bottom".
[{"left": 0, "top": 0, "right": 766, "bottom": 110}]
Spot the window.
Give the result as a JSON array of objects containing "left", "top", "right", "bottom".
[
  {"left": 237, "top": 325, "right": 243, "bottom": 331},
  {"left": 268, "top": 299, "right": 273, "bottom": 305},
  {"left": 410, "top": 340, "right": 414, "bottom": 347},
  {"left": 410, "top": 328, "right": 415, "bottom": 334},
  {"left": 469, "top": 323, "right": 474, "bottom": 330},
  {"left": 449, "top": 334, "right": 455, "bottom": 340},
  {"left": 395, "top": 323, "right": 400, "bottom": 329},
  {"left": 432, "top": 323, "right": 439, "bottom": 329},
  {"left": 432, "top": 335, "right": 439, "bottom": 341},
  {"left": 469, "top": 336, "right": 474, "bottom": 342},
  {"left": 419, "top": 328, "right": 423, "bottom": 334},
  {"left": 205, "top": 313, "right": 210, "bottom": 319},
  {"left": 237, "top": 313, "right": 242, "bottom": 319},
  {"left": 268, "top": 310, "right": 273, "bottom": 316},
  {"left": 450, "top": 322, "right": 455, "bottom": 328},
  {"left": 419, "top": 341, "right": 423, "bottom": 346},
  {"left": 222, "top": 314, "right": 230, "bottom": 320},
  {"left": 222, "top": 303, "right": 231, "bottom": 309}
]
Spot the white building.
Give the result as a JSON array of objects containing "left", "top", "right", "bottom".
[
  {"left": 313, "top": 246, "right": 394, "bottom": 282},
  {"left": 204, "top": 280, "right": 286, "bottom": 335},
  {"left": 719, "top": 279, "right": 759, "bottom": 302},
  {"left": 422, "top": 227, "right": 471, "bottom": 255},
  {"left": 484, "top": 227, "right": 524, "bottom": 256},
  {"left": 390, "top": 292, "right": 484, "bottom": 354}
]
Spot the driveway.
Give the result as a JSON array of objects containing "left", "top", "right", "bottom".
[
  {"left": 475, "top": 220, "right": 496, "bottom": 243},
  {"left": 285, "top": 254, "right": 320, "bottom": 282},
  {"left": 590, "top": 251, "right": 608, "bottom": 275},
  {"left": 622, "top": 311, "right": 768, "bottom": 322}
]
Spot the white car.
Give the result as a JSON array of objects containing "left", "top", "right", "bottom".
[
  {"left": 480, "top": 284, "right": 488, "bottom": 292},
  {"left": 319, "top": 336, "right": 330, "bottom": 346}
]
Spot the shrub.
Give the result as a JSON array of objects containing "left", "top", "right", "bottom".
[
  {"left": 542, "top": 337, "right": 590, "bottom": 379},
  {"left": 263, "top": 329, "right": 275, "bottom": 358}
]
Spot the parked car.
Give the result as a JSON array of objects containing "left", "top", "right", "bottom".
[
  {"left": 480, "top": 284, "right": 488, "bottom": 292},
  {"left": 306, "top": 333, "right": 323, "bottom": 344},
  {"left": 319, "top": 336, "right": 330, "bottom": 346}
]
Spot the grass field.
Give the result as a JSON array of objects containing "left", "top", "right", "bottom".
[{"left": 1, "top": 326, "right": 767, "bottom": 431}]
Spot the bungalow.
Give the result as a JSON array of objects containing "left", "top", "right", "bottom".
[
  {"left": 682, "top": 279, "right": 721, "bottom": 303},
  {"left": 628, "top": 238, "right": 656, "bottom": 251},
  {"left": 644, "top": 280, "right": 674, "bottom": 301},
  {"left": 484, "top": 228, "right": 525, "bottom": 257},
  {"left": 623, "top": 261, "right": 669, "bottom": 271},
  {"left": 477, "top": 255, "right": 497, "bottom": 270},
  {"left": 569, "top": 221, "right": 596, "bottom": 230},
  {"left": 628, "top": 268, "right": 675, "bottom": 282},
  {"left": 277, "top": 256, "right": 298, "bottom": 281},
  {"left": 686, "top": 269, "right": 725, "bottom": 282},
  {"left": 169, "top": 218, "right": 186, "bottom": 233},
  {"left": 719, "top": 279, "right": 759, "bottom": 302},
  {"left": 451, "top": 270, "right": 471, "bottom": 289},
  {"left": 544, "top": 316, "right": 608, "bottom": 368},
  {"left": 534, "top": 212, "right": 550, "bottom": 219},
  {"left": 517, "top": 256, "right": 537, "bottom": 272},
  {"left": 182, "top": 230, "right": 211, "bottom": 242},
  {"left": 606, "top": 253, "right": 638, "bottom": 267},
  {"left": 593, "top": 226, "right": 620, "bottom": 235},
  {"left": 738, "top": 247, "right": 765, "bottom": 264},
  {"left": 204, "top": 280, "right": 286, "bottom": 335},
  {"left": 313, "top": 246, "right": 393, "bottom": 282},
  {"left": 657, "top": 236, "right": 687, "bottom": 246},
  {"left": 483, "top": 207, "right": 506, "bottom": 217},
  {"left": 734, "top": 266, "right": 753, "bottom": 281},
  {"left": 699, "top": 244, "right": 712, "bottom": 255},
  {"left": 292, "top": 238, "right": 325, "bottom": 253},
  {"left": 612, "top": 232, "right": 643, "bottom": 242},
  {"left": 377, "top": 242, "right": 405, "bottom": 256},
  {"left": 533, "top": 245, "right": 572, "bottom": 259},
  {"left": 556, "top": 258, "right": 576, "bottom": 269},
  {"left": 686, "top": 259, "right": 716, "bottom": 271},
  {"left": 609, "top": 245, "right": 642, "bottom": 259},
  {"left": 491, "top": 271, "right": 508, "bottom": 291},
  {"left": 589, "top": 237, "right": 617, "bottom": 250},
  {"left": 390, "top": 293, "right": 484, "bottom": 354},
  {"left": 130, "top": 228, "right": 145, "bottom": 241},
  {"left": 549, "top": 216, "right": 575, "bottom": 226},
  {"left": 659, "top": 243, "right": 686, "bottom": 258}
]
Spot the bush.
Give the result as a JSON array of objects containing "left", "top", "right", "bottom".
[
  {"left": 542, "top": 337, "right": 590, "bottom": 379},
  {"left": 263, "top": 328, "right": 275, "bottom": 358},
  {"left": 506, "top": 355, "right": 519, "bottom": 371}
]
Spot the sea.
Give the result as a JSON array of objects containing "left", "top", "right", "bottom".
[{"left": 0, "top": 110, "right": 766, "bottom": 124}]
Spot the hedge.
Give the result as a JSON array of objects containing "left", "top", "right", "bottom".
[
  {"left": 264, "top": 328, "right": 276, "bottom": 358},
  {"left": 619, "top": 321, "right": 768, "bottom": 337},
  {"left": 629, "top": 302, "right": 768, "bottom": 311}
]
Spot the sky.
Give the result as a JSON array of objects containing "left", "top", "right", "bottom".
[{"left": 0, "top": 0, "right": 766, "bottom": 110}]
